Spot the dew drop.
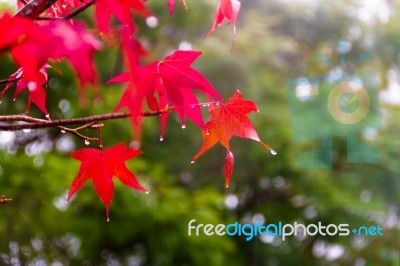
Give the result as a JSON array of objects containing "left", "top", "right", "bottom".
[
  {"left": 202, "top": 104, "right": 207, "bottom": 107},
  {"left": 61, "top": 130, "right": 66, "bottom": 134},
  {"left": 159, "top": 137, "right": 164, "bottom": 141},
  {"left": 145, "top": 191, "right": 150, "bottom": 194},
  {"left": 0, "top": 100, "right": 2, "bottom": 104},
  {"left": 107, "top": 217, "right": 110, "bottom": 222},
  {"left": 190, "top": 160, "right": 195, "bottom": 164},
  {"left": 270, "top": 150, "right": 277, "bottom": 155},
  {"left": 45, "top": 114, "right": 50, "bottom": 119},
  {"left": 13, "top": 98, "right": 16, "bottom": 102},
  {"left": 205, "top": 131, "right": 210, "bottom": 136},
  {"left": 181, "top": 124, "right": 186, "bottom": 129},
  {"left": 23, "top": 129, "right": 31, "bottom": 133},
  {"left": 84, "top": 140, "right": 90, "bottom": 145}
]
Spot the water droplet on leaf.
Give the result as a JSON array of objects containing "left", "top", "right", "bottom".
[
  {"left": 182, "top": 125, "right": 186, "bottom": 129},
  {"left": 270, "top": 150, "right": 277, "bottom": 155},
  {"left": 84, "top": 140, "right": 90, "bottom": 145},
  {"left": 159, "top": 137, "right": 164, "bottom": 141}
]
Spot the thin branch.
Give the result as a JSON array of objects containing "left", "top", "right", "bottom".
[
  {"left": 14, "top": 0, "right": 59, "bottom": 17},
  {"left": 0, "top": 77, "right": 22, "bottom": 85},
  {"left": 95, "top": 123, "right": 104, "bottom": 150},
  {"left": 57, "top": 122, "right": 99, "bottom": 142},
  {"left": 0, "top": 107, "right": 173, "bottom": 131},
  {"left": 33, "top": 0, "right": 96, "bottom": 21},
  {"left": 63, "top": 0, "right": 96, "bottom": 19},
  {"left": 0, "top": 195, "right": 12, "bottom": 205}
]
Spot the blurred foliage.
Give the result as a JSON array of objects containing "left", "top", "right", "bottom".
[{"left": 0, "top": 0, "right": 400, "bottom": 265}]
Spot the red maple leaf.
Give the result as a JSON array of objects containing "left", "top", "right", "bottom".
[
  {"left": 94, "top": 0, "right": 150, "bottom": 35},
  {"left": 1, "top": 65, "right": 51, "bottom": 115},
  {"left": 168, "top": 0, "right": 187, "bottom": 15},
  {"left": 44, "top": 21, "right": 102, "bottom": 95},
  {"left": 206, "top": 0, "right": 241, "bottom": 42},
  {"left": 67, "top": 143, "right": 148, "bottom": 220},
  {"left": 109, "top": 50, "right": 222, "bottom": 140},
  {"left": 192, "top": 90, "right": 276, "bottom": 189},
  {"left": 0, "top": 13, "right": 34, "bottom": 51},
  {"left": 2, "top": 15, "right": 101, "bottom": 104}
]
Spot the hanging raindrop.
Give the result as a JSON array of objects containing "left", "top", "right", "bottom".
[{"left": 84, "top": 140, "right": 90, "bottom": 145}]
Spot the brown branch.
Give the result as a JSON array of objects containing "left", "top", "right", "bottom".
[
  {"left": 64, "top": 0, "right": 96, "bottom": 19},
  {"left": 14, "top": 0, "right": 59, "bottom": 17},
  {"left": 0, "top": 195, "right": 12, "bottom": 205},
  {"left": 0, "top": 107, "right": 173, "bottom": 131},
  {"left": 34, "top": 0, "right": 96, "bottom": 21},
  {"left": 57, "top": 122, "right": 99, "bottom": 142},
  {"left": 0, "top": 77, "right": 22, "bottom": 85}
]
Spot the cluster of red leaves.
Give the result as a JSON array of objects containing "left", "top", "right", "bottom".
[
  {"left": 0, "top": 0, "right": 275, "bottom": 218},
  {"left": 108, "top": 50, "right": 223, "bottom": 139},
  {"left": 0, "top": 12, "right": 101, "bottom": 114}
]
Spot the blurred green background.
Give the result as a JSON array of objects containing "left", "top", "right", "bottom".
[{"left": 0, "top": 0, "right": 399, "bottom": 265}]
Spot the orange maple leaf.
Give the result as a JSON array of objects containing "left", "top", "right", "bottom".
[{"left": 192, "top": 90, "right": 276, "bottom": 188}]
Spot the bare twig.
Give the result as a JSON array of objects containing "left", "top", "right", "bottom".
[
  {"left": 0, "top": 195, "right": 12, "bottom": 205},
  {"left": 0, "top": 107, "right": 173, "bottom": 131},
  {"left": 94, "top": 123, "right": 104, "bottom": 150},
  {"left": 63, "top": 0, "right": 96, "bottom": 19},
  {"left": 57, "top": 122, "right": 99, "bottom": 142},
  {"left": 14, "top": 0, "right": 59, "bottom": 17},
  {"left": 33, "top": 0, "right": 96, "bottom": 21},
  {"left": 0, "top": 77, "right": 22, "bottom": 85}
]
